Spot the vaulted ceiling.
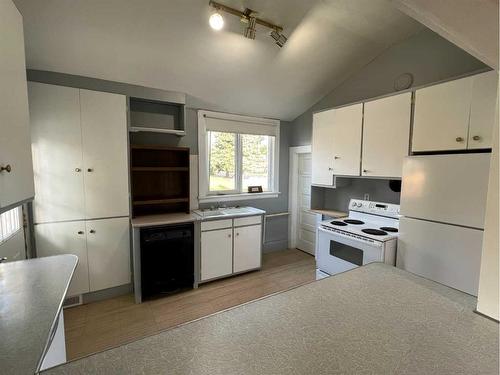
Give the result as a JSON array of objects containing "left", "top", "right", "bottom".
[{"left": 14, "top": 0, "right": 423, "bottom": 121}]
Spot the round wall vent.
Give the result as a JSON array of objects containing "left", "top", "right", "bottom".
[{"left": 394, "top": 73, "right": 414, "bottom": 91}]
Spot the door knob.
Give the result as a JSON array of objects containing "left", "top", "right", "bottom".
[
  {"left": 0, "top": 164, "right": 11, "bottom": 173},
  {"left": 77, "top": 231, "right": 84, "bottom": 235},
  {"left": 472, "top": 135, "right": 481, "bottom": 141},
  {"left": 89, "top": 229, "right": 96, "bottom": 234},
  {"left": 455, "top": 137, "right": 464, "bottom": 142},
  {"left": 75, "top": 168, "right": 82, "bottom": 172}
]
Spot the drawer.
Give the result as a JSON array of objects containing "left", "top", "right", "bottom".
[
  {"left": 234, "top": 215, "right": 262, "bottom": 227},
  {"left": 201, "top": 219, "right": 233, "bottom": 231}
]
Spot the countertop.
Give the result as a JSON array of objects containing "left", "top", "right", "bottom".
[
  {"left": 0, "top": 255, "right": 77, "bottom": 375},
  {"left": 131, "top": 212, "right": 200, "bottom": 228},
  {"left": 131, "top": 207, "right": 266, "bottom": 228},
  {"left": 310, "top": 208, "right": 347, "bottom": 218},
  {"left": 43, "top": 263, "right": 498, "bottom": 375}
]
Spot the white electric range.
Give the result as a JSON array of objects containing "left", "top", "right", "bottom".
[{"left": 316, "top": 199, "right": 400, "bottom": 279}]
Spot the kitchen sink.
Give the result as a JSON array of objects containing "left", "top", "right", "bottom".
[{"left": 194, "top": 206, "right": 257, "bottom": 218}]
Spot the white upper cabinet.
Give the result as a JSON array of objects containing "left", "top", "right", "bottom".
[
  {"left": 0, "top": 1, "right": 35, "bottom": 209},
  {"left": 312, "top": 109, "right": 335, "bottom": 185},
  {"left": 29, "top": 83, "right": 85, "bottom": 223},
  {"left": 331, "top": 103, "right": 363, "bottom": 176},
  {"left": 362, "top": 93, "right": 411, "bottom": 178},
  {"left": 80, "top": 90, "right": 129, "bottom": 219},
  {"left": 412, "top": 76, "right": 473, "bottom": 152},
  {"left": 29, "top": 83, "right": 129, "bottom": 223},
  {"left": 469, "top": 70, "right": 498, "bottom": 149}
]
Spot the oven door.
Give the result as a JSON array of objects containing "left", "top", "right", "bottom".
[{"left": 316, "top": 227, "right": 383, "bottom": 275}]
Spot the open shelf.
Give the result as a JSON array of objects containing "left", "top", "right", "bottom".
[
  {"left": 130, "top": 145, "right": 190, "bottom": 217},
  {"left": 129, "top": 98, "right": 185, "bottom": 136},
  {"left": 131, "top": 167, "right": 189, "bottom": 172}
]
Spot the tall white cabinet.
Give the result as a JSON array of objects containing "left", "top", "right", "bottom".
[
  {"left": 29, "top": 82, "right": 131, "bottom": 296},
  {"left": 0, "top": 0, "right": 35, "bottom": 210}
]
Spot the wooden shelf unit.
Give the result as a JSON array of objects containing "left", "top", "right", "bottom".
[{"left": 130, "top": 145, "right": 190, "bottom": 217}]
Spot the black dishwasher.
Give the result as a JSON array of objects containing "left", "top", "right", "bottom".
[{"left": 140, "top": 223, "right": 194, "bottom": 299}]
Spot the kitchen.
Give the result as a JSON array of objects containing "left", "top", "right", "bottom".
[{"left": 0, "top": 0, "right": 498, "bottom": 374}]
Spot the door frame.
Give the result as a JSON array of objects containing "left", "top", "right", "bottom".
[{"left": 288, "top": 145, "right": 312, "bottom": 249}]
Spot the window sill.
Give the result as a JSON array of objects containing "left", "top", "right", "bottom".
[{"left": 199, "top": 192, "right": 280, "bottom": 203}]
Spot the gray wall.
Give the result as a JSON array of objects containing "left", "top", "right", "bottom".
[{"left": 289, "top": 29, "right": 488, "bottom": 147}]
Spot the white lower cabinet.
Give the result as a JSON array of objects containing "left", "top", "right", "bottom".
[
  {"left": 35, "top": 221, "right": 89, "bottom": 296},
  {"left": 200, "top": 228, "right": 233, "bottom": 281},
  {"left": 233, "top": 224, "right": 262, "bottom": 273},
  {"left": 87, "top": 217, "right": 131, "bottom": 292},
  {"left": 200, "top": 216, "right": 263, "bottom": 282},
  {"left": 35, "top": 217, "right": 130, "bottom": 296}
]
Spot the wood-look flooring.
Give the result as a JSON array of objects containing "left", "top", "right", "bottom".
[{"left": 64, "top": 248, "right": 316, "bottom": 360}]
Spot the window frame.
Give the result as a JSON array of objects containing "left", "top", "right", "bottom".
[{"left": 198, "top": 110, "right": 280, "bottom": 203}]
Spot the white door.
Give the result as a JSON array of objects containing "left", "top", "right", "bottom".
[
  {"left": 29, "top": 83, "right": 85, "bottom": 223},
  {"left": 200, "top": 228, "right": 233, "bottom": 281},
  {"left": 234, "top": 225, "right": 261, "bottom": 273},
  {"left": 311, "top": 109, "right": 335, "bottom": 185},
  {"left": 35, "top": 221, "right": 90, "bottom": 296},
  {"left": 86, "top": 217, "right": 130, "bottom": 292},
  {"left": 331, "top": 104, "right": 363, "bottom": 176},
  {"left": 0, "top": 0, "right": 35, "bottom": 209},
  {"left": 468, "top": 70, "right": 498, "bottom": 149},
  {"left": 296, "top": 153, "right": 316, "bottom": 255},
  {"left": 80, "top": 90, "right": 129, "bottom": 219},
  {"left": 397, "top": 217, "right": 484, "bottom": 296},
  {"left": 362, "top": 93, "right": 411, "bottom": 178},
  {"left": 412, "top": 76, "right": 473, "bottom": 152}
]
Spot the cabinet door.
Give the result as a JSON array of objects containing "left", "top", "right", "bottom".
[
  {"left": 29, "top": 83, "right": 85, "bottom": 223},
  {"left": 311, "top": 110, "right": 335, "bottom": 185},
  {"left": 362, "top": 93, "right": 411, "bottom": 178},
  {"left": 0, "top": 1, "right": 35, "bottom": 209},
  {"left": 413, "top": 77, "right": 473, "bottom": 152},
  {"left": 200, "top": 228, "right": 233, "bottom": 281},
  {"left": 233, "top": 224, "right": 262, "bottom": 273},
  {"left": 35, "top": 221, "right": 89, "bottom": 296},
  {"left": 331, "top": 104, "right": 363, "bottom": 176},
  {"left": 86, "top": 217, "right": 130, "bottom": 292},
  {"left": 469, "top": 71, "right": 498, "bottom": 149},
  {"left": 80, "top": 90, "right": 129, "bottom": 219}
]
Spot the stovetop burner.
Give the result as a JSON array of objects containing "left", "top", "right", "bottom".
[
  {"left": 330, "top": 221, "right": 348, "bottom": 226},
  {"left": 343, "top": 219, "right": 365, "bottom": 225},
  {"left": 362, "top": 228, "right": 388, "bottom": 236},
  {"left": 380, "top": 226, "right": 398, "bottom": 233}
]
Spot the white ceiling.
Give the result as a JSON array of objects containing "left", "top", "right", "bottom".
[{"left": 14, "top": 0, "right": 423, "bottom": 121}]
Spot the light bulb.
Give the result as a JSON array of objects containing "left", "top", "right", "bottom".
[{"left": 209, "top": 12, "right": 224, "bottom": 30}]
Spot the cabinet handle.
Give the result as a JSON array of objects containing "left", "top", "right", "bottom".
[
  {"left": 0, "top": 164, "right": 12, "bottom": 173},
  {"left": 236, "top": 232, "right": 239, "bottom": 236},
  {"left": 228, "top": 234, "right": 231, "bottom": 238},
  {"left": 363, "top": 169, "right": 368, "bottom": 173},
  {"left": 89, "top": 229, "right": 96, "bottom": 234},
  {"left": 77, "top": 231, "right": 84, "bottom": 235},
  {"left": 455, "top": 137, "right": 464, "bottom": 142},
  {"left": 334, "top": 156, "right": 340, "bottom": 159},
  {"left": 328, "top": 167, "right": 333, "bottom": 171},
  {"left": 87, "top": 168, "right": 94, "bottom": 172},
  {"left": 0, "top": 257, "right": 8, "bottom": 263},
  {"left": 75, "top": 168, "right": 82, "bottom": 172},
  {"left": 472, "top": 135, "right": 481, "bottom": 141}
]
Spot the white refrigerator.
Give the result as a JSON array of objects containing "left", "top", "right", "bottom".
[{"left": 397, "top": 153, "right": 491, "bottom": 296}]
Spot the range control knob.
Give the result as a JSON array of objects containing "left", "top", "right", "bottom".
[{"left": 356, "top": 202, "right": 362, "bottom": 207}]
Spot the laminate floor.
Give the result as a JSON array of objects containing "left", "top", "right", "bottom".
[{"left": 64, "top": 248, "right": 316, "bottom": 360}]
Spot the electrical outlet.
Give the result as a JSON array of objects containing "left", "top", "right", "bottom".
[{"left": 363, "top": 193, "right": 370, "bottom": 201}]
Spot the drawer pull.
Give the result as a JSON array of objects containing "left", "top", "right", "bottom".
[
  {"left": 0, "top": 164, "right": 11, "bottom": 173},
  {"left": 77, "top": 231, "right": 84, "bottom": 235},
  {"left": 472, "top": 135, "right": 481, "bottom": 141},
  {"left": 455, "top": 137, "right": 464, "bottom": 142}
]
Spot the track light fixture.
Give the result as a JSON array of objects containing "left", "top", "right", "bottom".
[{"left": 208, "top": 0, "right": 287, "bottom": 47}]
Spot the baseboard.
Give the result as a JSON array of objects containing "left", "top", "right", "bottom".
[
  {"left": 263, "top": 239, "right": 289, "bottom": 252},
  {"left": 82, "top": 283, "right": 133, "bottom": 304}
]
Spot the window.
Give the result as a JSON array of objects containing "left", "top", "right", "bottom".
[
  {"left": 0, "top": 206, "right": 22, "bottom": 244},
  {"left": 199, "top": 110, "right": 280, "bottom": 202}
]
